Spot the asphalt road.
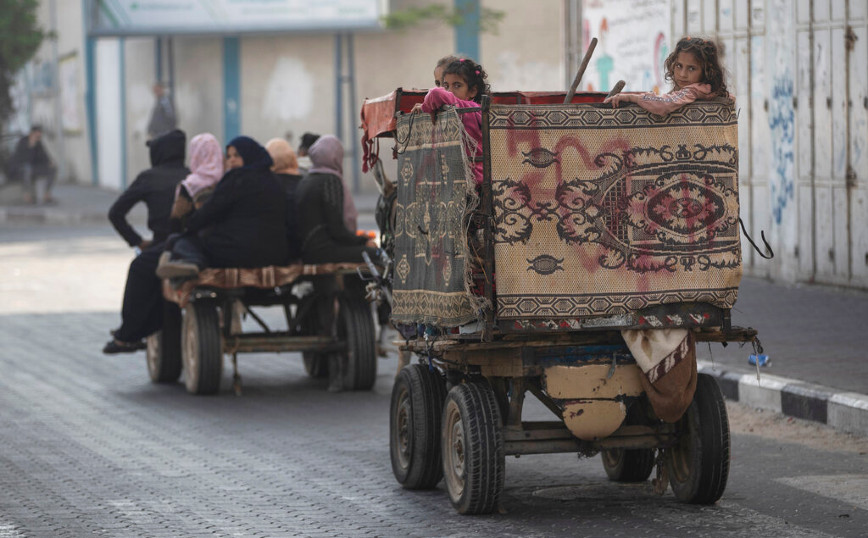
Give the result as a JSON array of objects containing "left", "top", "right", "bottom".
[{"left": 0, "top": 223, "right": 866, "bottom": 537}]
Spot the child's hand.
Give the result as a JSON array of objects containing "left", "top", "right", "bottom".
[
  {"left": 604, "top": 94, "right": 634, "bottom": 108},
  {"left": 411, "top": 102, "right": 438, "bottom": 123}
]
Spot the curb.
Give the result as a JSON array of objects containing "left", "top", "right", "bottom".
[
  {"left": 0, "top": 208, "right": 108, "bottom": 225},
  {"left": 698, "top": 359, "right": 868, "bottom": 437}
]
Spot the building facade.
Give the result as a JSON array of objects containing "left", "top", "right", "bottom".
[{"left": 8, "top": 0, "right": 868, "bottom": 289}]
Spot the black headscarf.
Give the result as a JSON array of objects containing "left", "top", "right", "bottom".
[{"left": 227, "top": 136, "right": 273, "bottom": 170}]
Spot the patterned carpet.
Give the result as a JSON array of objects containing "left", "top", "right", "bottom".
[{"left": 488, "top": 99, "right": 742, "bottom": 320}]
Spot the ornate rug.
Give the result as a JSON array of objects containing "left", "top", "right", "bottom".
[
  {"left": 390, "top": 108, "right": 482, "bottom": 326},
  {"left": 489, "top": 99, "right": 741, "bottom": 320}
]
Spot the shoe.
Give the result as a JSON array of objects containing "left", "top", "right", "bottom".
[
  {"left": 156, "top": 252, "right": 200, "bottom": 279},
  {"left": 103, "top": 339, "right": 146, "bottom": 354}
]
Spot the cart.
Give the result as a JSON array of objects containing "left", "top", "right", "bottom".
[
  {"left": 360, "top": 88, "right": 761, "bottom": 514},
  {"left": 150, "top": 262, "right": 377, "bottom": 395}
]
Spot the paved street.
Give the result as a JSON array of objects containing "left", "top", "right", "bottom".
[{"left": 0, "top": 222, "right": 867, "bottom": 537}]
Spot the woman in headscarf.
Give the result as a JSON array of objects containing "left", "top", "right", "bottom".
[
  {"left": 158, "top": 136, "right": 289, "bottom": 275},
  {"left": 266, "top": 138, "right": 303, "bottom": 261},
  {"left": 104, "top": 133, "right": 224, "bottom": 354},
  {"left": 168, "top": 132, "right": 225, "bottom": 230},
  {"left": 295, "top": 135, "right": 377, "bottom": 264}
]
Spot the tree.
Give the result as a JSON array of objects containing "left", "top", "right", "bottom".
[
  {"left": 382, "top": 2, "right": 504, "bottom": 35},
  {"left": 0, "top": 0, "right": 45, "bottom": 126}
]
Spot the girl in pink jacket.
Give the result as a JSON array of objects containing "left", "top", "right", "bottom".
[
  {"left": 415, "top": 58, "right": 490, "bottom": 185},
  {"left": 604, "top": 36, "right": 732, "bottom": 115}
]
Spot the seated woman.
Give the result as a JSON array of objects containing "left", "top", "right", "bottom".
[
  {"left": 266, "top": 138, "right": 304, "bottom": 261},
  {"left": 295, "top": 135, "right": 377, "bottom": 264},
  {"left": 157, "top": 136, "right": 288, "bottom": 277}
]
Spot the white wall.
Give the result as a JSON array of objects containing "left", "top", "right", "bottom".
[{"left": 95, "top": 40, "right": 123, "bottom": 190}]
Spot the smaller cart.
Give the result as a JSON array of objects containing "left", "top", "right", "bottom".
[{"left": 152, "top": 263, "right": 377, "bottom": 395}]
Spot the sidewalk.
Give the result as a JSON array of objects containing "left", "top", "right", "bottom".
[
  {"left": 2, "top": 182, "right": 867, "bottom": 437},
  {"left": 0, "top": 181, "right": 380, "bottom": 225}
]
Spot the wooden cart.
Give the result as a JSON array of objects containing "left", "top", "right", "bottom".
[
  {"left": 151, "top": 263, "right": 377, "bottom": 395},
  {"left": 361, "top": 88, "right": 760, "bottom": 514}
]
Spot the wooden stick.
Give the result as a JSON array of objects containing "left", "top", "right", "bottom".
[
  {"left": 607, "top": 80, "right": 626, "bottom": 98},
  {"left": 564, "top": 37, "right": 598, "bottom": 104}
]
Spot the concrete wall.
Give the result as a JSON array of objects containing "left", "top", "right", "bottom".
[
  {"left": 670, "top": 0, "right": 868, "bottom": 288},
  {"left": 15, "top": 0, "right": 865, "bottom": 290}
]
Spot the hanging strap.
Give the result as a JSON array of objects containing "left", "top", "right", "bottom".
[{"left": 739, "top": 217, "right": 774, "bottom": 259}]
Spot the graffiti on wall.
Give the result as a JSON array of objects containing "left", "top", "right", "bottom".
[
  {"left": 581, "top": 0, "right": 669, "bottom": 93},
  {"left": 767, "top": 0, "right": 794, "bottom": 226},
  {"left": 769, "top": 74, "right": 795, "bottom": 225}
]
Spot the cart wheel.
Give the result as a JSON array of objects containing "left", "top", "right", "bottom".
[
  {"left": 442, "top": 380, "right": 504, "bottom": 515},
  {"left": 182, "top": 301, "right": 223, "bottom": 395},
  {"left": 390, "top": 364, "right": 446, "bottom": 489},
  {"left": 667, "top": 373, "right": 730, "bottom": 504},
  {"left": 601, "top": 447, "right": 655, "bottom": 482},
  {"left": 601, "top": 400, "right": 655, "bottom": 482},
  {"left": 300, "top": 307, "right": 329, "bottom": 378},
  {"left": 335, "top": 292, "right": 376, "bottom": 391},
  {"left": 302, "top": 353, "right": 329, "bottom": 378},
  {"left": 146, "top": 302, "right": 182, "bottom": 383}
]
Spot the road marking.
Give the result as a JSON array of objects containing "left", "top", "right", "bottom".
[{"left": 776, "top": 475, "right": 868, "bottom": 511}]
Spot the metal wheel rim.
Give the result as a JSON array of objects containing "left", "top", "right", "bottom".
[
  {"left": 669, "top": 412, "right": 694, "bottom": 483},
  {"left": 602, "top": 448, "right": 623, "bottom": 469},
  {"left": 443, "top": 400, "right": 465, "bottom": 499},
  {"left": 183, "top": 308, "right": 199, "bottom": 389},
  {"left": 146, "top": 333, "right": 160, "bottom": 377},
  {"left": 394, "top": 387, "right": 412, "bottom": 470}
]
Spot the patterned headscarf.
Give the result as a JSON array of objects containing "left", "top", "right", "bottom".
[
  {"left": 265, "top": 138, "right": 300, "bottom": 175},
  {"left": 227, "top": 136, "right": 273, "bottom": 170},
  {"left": 179, "top": 133, "right": 222, "bottom": 199}
]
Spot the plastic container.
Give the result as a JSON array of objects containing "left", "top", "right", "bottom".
[{"left": 748, "top": 353, "right": 770, "bottom": 367}]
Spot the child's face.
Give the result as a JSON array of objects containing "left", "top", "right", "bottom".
[
  {"left": 672, "top": 51, "right": 703, "bottom": 89},
  {"left": 442, "top": 73, "right": 477, "bottom": 101},
  {"left": 434, "top": 66, "right": 445, "bottom": 87}
]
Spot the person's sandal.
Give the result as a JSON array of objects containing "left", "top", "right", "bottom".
[{"left": 102, "top": 339, "right": 146, "bottom": 354}]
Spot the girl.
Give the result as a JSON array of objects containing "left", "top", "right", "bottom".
[
  {"left": 604, "top": 36, "right": 731, "bottom": 114},
  {"left": 416, "top": 58, "right": 490, "bottom": 185},
  {"left": 433, "top": 54, "right": 460, "bottom": 88}
]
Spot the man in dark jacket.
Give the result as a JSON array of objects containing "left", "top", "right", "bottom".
[
  {"left": 108, "top": 129, "right": 188, "bottom": 250},
  {"left": 8, "top": 125, "right": 57, "bottom": 205}
]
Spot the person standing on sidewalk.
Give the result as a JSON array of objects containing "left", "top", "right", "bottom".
[
  {"left": 147, "top": 83, "right": 177, "bottom": 140},
  {"left": 7, "top": 125, "right": 57, "bottom": 205},
  {"left": 108, "top": 129, "right": 187, "bottom": 251}
]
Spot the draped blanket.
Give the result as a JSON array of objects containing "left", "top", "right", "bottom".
[
  {"left": 162, "top": 262, "right": 366, "bottom": 308},
  {"left": 390, "top": 108, "right": 482, "bottom": 327},
  {"left": 489, "top": 99, "right": 742, "bottom": 321}
]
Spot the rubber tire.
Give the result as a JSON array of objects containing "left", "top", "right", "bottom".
[
  {"left": 335, "top": 292, "right": 377, "bottom": 391},
  {"left": 601, "top": 400, "right": 655, "bottom": 482},
  {"left": 146, "top": 302, "right": 183, "bottom": 383},
  {"left": 302, "top": 353, "right": 329, "bottom": 378},
  {"left": 601, "top": 447, "right": 656, "bottom": 483},
  {"left": 390, "top": 364, "right": 447, "bottom": 489},
  {"left": 441, "top": 381, "right": 505, "bottom": 515},
  {"left": 667, "top": 373, "right": 730, "bottom": 504},
  {"left": 182, "top": 302, "right": 223, "bottom": 395},
  {"left": 299, "top": 299, "right": 329, "bottom": 379}
]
